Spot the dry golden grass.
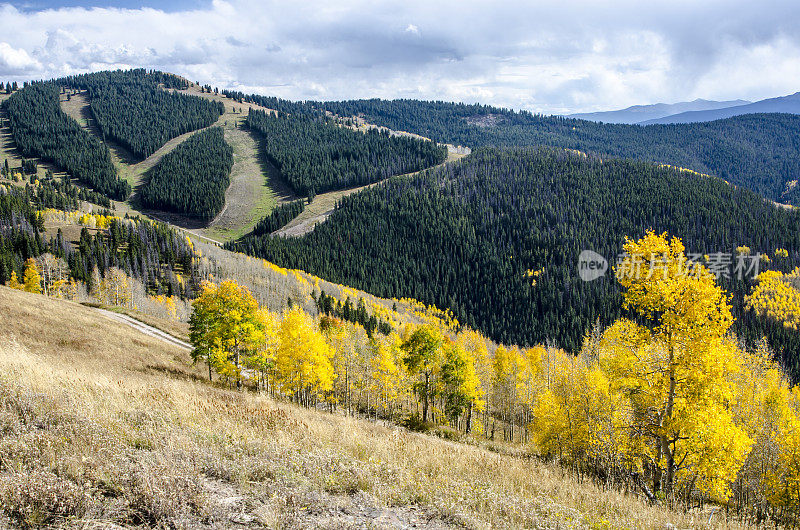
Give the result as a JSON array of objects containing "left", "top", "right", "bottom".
[{"left": 0, "top": 286, "right": 751, "bottom": 528}]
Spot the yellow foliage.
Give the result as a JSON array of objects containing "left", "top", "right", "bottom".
[
  {"left": 609, "top": 231, "right": 751, "bottom": 500},
  {"left": 746, "top": 268, "right": 800, "bottom": 331},
  {"left": 6, "top": 271, "right": 23, "bottom": 290},
  {"left": 275, "top": 307, "right": 335, "bottom": 397},
  {"left": 22, "top": 258, "right": 42, "bottom": 294}
]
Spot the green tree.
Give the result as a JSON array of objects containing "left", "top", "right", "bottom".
[{"left": 401, "top": 325, "right": 444, "bottom": 423}]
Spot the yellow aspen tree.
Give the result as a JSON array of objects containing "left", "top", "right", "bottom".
[
  {"left": 610, "top": 231, "right": 753, "bottom": 500},
  {"left": 727, "top": 339, "right": 787, "bottom": 510},
  {"left": 275, "top": 307, "right": 335, "bottom": 405},
  {"left": 532, "top": 387, "right": 570, "bottom": 460},
  {"left": 245, "top": 308, "right": 280, "bottom": 392},
  {"left": 214, "top": 280, "right": 265, "bottom": 390},
  {"left": 440, "top": 342, "right": 485, "bottom": 430},
  {"left": 6, "top": 271, "right": 23, "bottom": 290},
  {"left": 324, "top": 317, "right": 366, "bottom": 414},
  {"left": 369, "top": 333, "right": 403, "bottom": 417},
  {"left": 766, "top": 389, "right": 800, "bottom": 515},
  {"left": 461, "top": 344, "right": 485, "bottom": 433},
  {"left": 22, "top": 258, "right": 41, "bottom": 294},
  {"left": 457, "top": 329, "right": 492, "bottom": 435},
  {"left": 530, "top": 349, "right": 587, "bottom": 461},
  {"left": 102, "top": 267, "right": 132, "bottom": 307}
]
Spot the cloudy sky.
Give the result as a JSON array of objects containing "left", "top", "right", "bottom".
[{"left": 1, "top": 0, "right": 799, "bottom": 114}]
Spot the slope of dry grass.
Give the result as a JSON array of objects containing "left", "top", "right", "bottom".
[{"left": 0, "top": 286, "right": 749, "bottom": 529}]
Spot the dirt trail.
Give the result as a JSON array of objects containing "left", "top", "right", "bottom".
[{"left": 95, "top": 308, "right": 191, "bottom": 351}]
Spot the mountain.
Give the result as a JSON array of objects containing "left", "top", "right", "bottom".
[
  {"left": 4, "top": 69, "right": 800, "bottom": 527},
  {"left": 641, "top": 92, "right": 800, "bottom": 124},
  {"left": 318, "top": 98, "right": 800, "bottom": 205},
  {"left": 230, "top": 147, "right": 800, "bottom": 379},
  {"left": 566, "top": 98, "right": 750, "bottom": 124}
]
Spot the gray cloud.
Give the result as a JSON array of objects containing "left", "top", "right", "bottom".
[{"left": 0, "top": 0, "right": 798, "bottom": 113}]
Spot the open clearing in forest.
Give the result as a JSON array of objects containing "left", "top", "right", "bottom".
[
  {"left": 57, "top": 85, "right": 290, "bottom": 243},
  {"left": 275, "top": 149, "right": 468, "bottom": 238},
  {"left": 200, "top": 124, "right": 298, "bottom": 243}
]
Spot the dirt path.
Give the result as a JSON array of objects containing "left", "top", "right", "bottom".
[
  {"left": 95, "top": 308, "right": 191, "bottom": 351},
  {"left": 274, "top": 149, "right": 467, "bottom": 238}
]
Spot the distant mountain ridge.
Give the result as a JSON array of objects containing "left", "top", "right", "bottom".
[
  {"left": 641, "top": 92, "right": 800, "bottom": 124},
  {"left": 567, "top": 98, "right": 750, "bottom": 124}
]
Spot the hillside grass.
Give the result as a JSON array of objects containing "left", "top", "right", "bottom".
[
  {"left": 0, "top": 286, "right": 743, "bottom": 529},
  {"left": 200, "top": 124, "right": 296, "bottom": 243}
]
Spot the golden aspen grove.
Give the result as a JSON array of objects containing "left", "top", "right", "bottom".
[{"left": 187, "top": 232, "right": 800, "bottom": 525}]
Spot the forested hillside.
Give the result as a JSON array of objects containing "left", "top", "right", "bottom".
[
  {"left": 230, "top": 147, "right": 800, "bottom": 377},
  {"left": 0, "top": 182, "right": 195, "bottom": 299},
  {"left": 318, "top": 99, "right": 800, "bottom": 205},
  {"left": 59, "top": 69, "right": 224, "bottom": 159},
  {"left": 139, "top": 127, "right": 233, "bottom": 220},
  {"left": 3, "top": 83, "right": 130, "bottom": 200},
  {"left": 247, "top": 110, "right": 447, "bottom": 196},
  {"left": 222, "top": 89, "right": 315, "bottom": 115},
  {"left": 250, "top": 199, "right": 306, "bottom": 236}
]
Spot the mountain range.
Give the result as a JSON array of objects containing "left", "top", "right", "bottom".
[
  {"left": 567, "top": 98, "right": 750, "bottom": 124},
  {"left": 569, "top": 91, "right": 800, "bottom": 125},
  {"left": 641, "top": 91, "right": 800, "bottom": 124}
]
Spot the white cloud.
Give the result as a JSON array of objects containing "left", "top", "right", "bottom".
[
  {"left": 0, "top": 42, "right": 40, "bottom": 74},
  {"left": 0, "top": 0, "right": 798, "bottom": 113}
]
